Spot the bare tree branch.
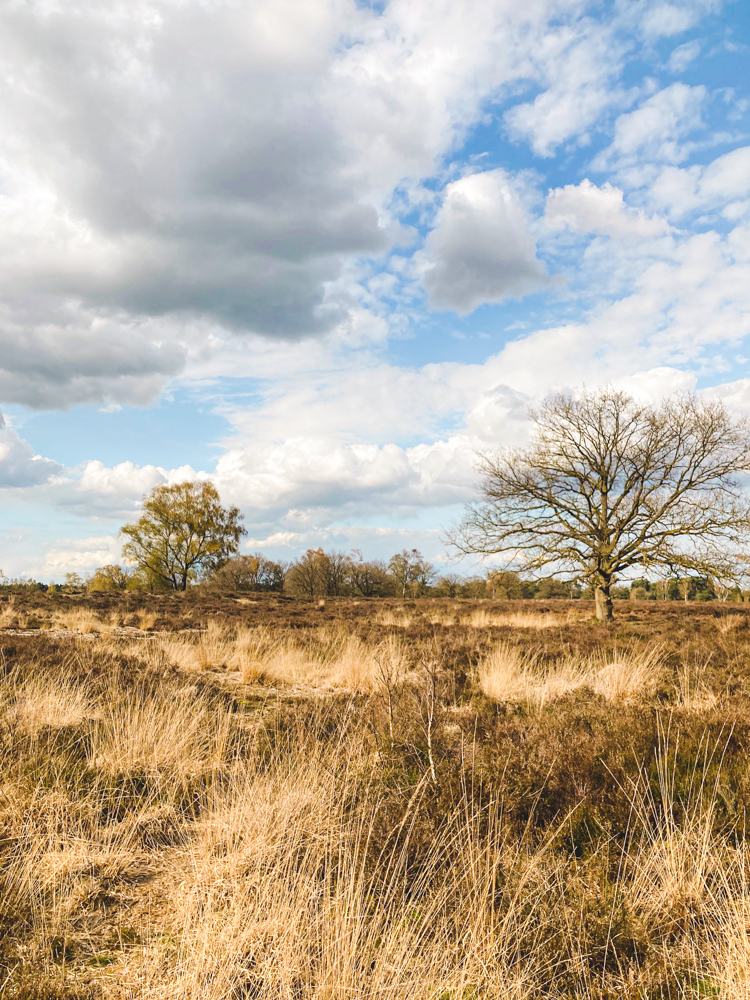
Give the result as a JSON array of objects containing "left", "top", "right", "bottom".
[{"left": 449, "top": 389, "right": 750, "bottom": 621}]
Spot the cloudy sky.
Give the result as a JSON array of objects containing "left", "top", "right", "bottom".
[{"left": 1, "top": 0, "right": 749, "bottom": 580}]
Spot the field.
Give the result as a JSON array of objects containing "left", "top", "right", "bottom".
[{"left": 2, "top": 592, "right": 750, "bottom": 999}]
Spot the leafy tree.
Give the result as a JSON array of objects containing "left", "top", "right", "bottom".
[
  {"left": 62, "top": 572, "right": 85, "bottom": 593},
  {"left": 325, "top": 551, "right": 352, "bottom": 596},
  {"left": 451, "top": 389, "right": 750, "bottom": 622},
  {"left": 485, "top": 569, "right": 533, "bottom": 599},
  {"left": 121, "top": 481, "right": 245, "bottom": 591},
  {"left": 285, "top": 549, "right": 353, "bottom": 597},
  {"left": 87, "top": 564, "right": 130, "bottom": 593}
]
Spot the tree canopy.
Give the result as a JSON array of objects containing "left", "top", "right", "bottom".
[
  {"left": 121, "top": 480, "right": 245, "bottom": 591},
  {"left": 451, "top": 389, "right": 750, "bottom": 621}
]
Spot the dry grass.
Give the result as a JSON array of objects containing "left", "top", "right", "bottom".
[
  {"left": 4, "top": 674, "right": 95, "bottom": 734},
  {"left": 716, "top": 613, "right": 745, "bottom": 633},
  {"left": 135, "top": 620, "right": 411, "bottom": 694},
  {"left": 89, "top": 683, "right": 233, "bottom": 776},
  {"left": 462, "top": 608, "right": 582, "bottom": 629},
  {"left": 136, "top": 609, "right": 158, "bottom": 630},
  {"left": 478, "top": 641, "right": 664, "bottom": 709},
  {"left": 2, "top": 598, "right": 750, "bottom": 997},
  {"left": 375, "top": 607, "right": 416, "bottom": 628},
  {"left": 51, "top": 607, "right": 111, "bottom": 633},
  {"left": 674, "top": 653, "right": 720, "bottom": 712},
  {"left": 0, "top": 598, "right": 18, "bottom": 628}
]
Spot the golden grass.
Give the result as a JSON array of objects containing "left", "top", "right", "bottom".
[
  {"left": 478, "top": 641, "right": 664, "bottom": 709},
  {"left": 716, "top": 613, "right": 745, "bottom": 633},
  {"left": 6, "top": 683, "right": 742, "bottom": 999},
  {"left": 136, "top": 608, "right": 159, "bottom": 630},
  {"left": 4, "top": 675, "right": 95, "bottom": 734},
  {"left": 462, "top": 608, "right": 582, "bottom": 629},
  {"left": 674, "top": 653, "right": 720, "bottom": 712},
  {"left": 51, "top": 607, "right": 110, "bottom": 633},
  {"left": 131, "top": 620, "right": 411, "bottom": 694},
  {"left": 0, "top": 599, "right": 18, "bottom": 628},
  {"left": 375, "top": 608, "right": 414, "bottom": 628},
  {"left": 1, "top": 606, "right": 747, "bottom": 997},
  {"left": 620, "top": 732, "right": 750, "bottom": 998},
  {"left": 90, "top": 683, "right": 233, "bottom": 776}
]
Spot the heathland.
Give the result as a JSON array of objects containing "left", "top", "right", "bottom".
[{"left": 2, "top": 592, "right": 750, "bottom": 998}]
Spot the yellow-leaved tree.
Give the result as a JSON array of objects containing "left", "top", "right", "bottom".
[{"left": 121, "top": 480, "right": 245, "bottom": 591}]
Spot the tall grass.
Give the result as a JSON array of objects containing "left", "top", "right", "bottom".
[
  {"left": 462, "top": 608, "right": 582, "bottom": 629},
  {"left": 478, "top": 641, "right": 664, "bottom": 709},
  {"left": 1, "top": 606, "right": 749, "bottom": 997}
]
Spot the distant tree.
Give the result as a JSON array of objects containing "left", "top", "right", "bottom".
[
  {"left": 62, "top": 572, "right": 85, "bottom": 593},
  {"left": 534, "top": 576, "right": 576, "bottom": 599},
  {"left": 702, "top": 551, "right": 744, "bottom": 602},
  {"left": 87, "top": 564, "right": 130, "bottom": 593},
  {"left": 348, "top": 551, "right": 392, "bottom": 597},
  {"left": 458, "top": 576, "right": 488, "bottom": 598},
  {"left": 325, "top": 551, "right": 352, "bottom": 597},
  {"left": 388, "top": 549, "right": 435, "bottom": 598},
  {"left": 121, "top": 481, "right": 245, "bottom": 591},
  {"left": 451, "top": 389, "right": 750, "bottom": 622},
  {"left": 205, "top": 553, "right": 285, "bottom": 594},
  {"left": 286, "top": 549, "right": 330, "bottom": 597},
  {"left": 486, "top": 569, "right": 528, "bottom": 599},
  {"left": 434, "top": 573, "right": 463, "bottom": 598}
]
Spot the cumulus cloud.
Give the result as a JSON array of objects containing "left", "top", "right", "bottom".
[
  {"left": 0, "top": 411, "right": 61, "bottom": 487},
  {"left": 545, "top": 179, "right": 669, "bottom": 236},
  {"left": 0, "top": 0, "right": 597, "bottom": 409},
  {"left": 423, "top": 170, "right": 549, "bottom": 313}
]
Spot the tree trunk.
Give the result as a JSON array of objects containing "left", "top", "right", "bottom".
[{"left": 594, "top": 584, "right": 613, "bottom": 622}]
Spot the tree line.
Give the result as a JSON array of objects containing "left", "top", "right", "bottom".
[
  {"left": 4, "top": 389, "right": 750, "bottom": 620},
  {"left": 5, "top": 559, "right": 749, "bottom": 604}
]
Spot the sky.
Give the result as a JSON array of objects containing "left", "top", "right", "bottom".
[{"left": 1, "top": 0, "right": 750, "bottom": 581}]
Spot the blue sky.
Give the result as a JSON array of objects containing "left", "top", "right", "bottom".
[{"left": 1, "top": 0, "right": 749, "bottom": 581}]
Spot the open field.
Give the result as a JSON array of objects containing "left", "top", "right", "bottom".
[{"left": 2, "top": 594, "right": 750, "bottom": 998}]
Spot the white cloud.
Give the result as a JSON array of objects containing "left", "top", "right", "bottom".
[
  {"left": 504, "top": 21, "right": 628, "bottom": 157},
  {"left": 38, "top": 536, "right": 121, "bottom": 580},
  {"left": 0, "top": 410, "right": 61, "bottom": 487},
  {"left": 667, "top": 39, "right": 701, "bottom": 73},
  {"left": 423, "top": 170, "right": 549, "bottom": 313},
  {"left": 641, "top": 4, "right": 701, "bottom": 37},
  {"left": 647, "top": 145, "right": 750, "bottom": 218},
  {"left": 700, "top": 378, "right": 750, "bottom": 418},
  {"left": 594, "top": 83, "right": 706, "bottom": 169},
  {"left": 0, "top": 0, "right": 597, "bottom": 409},
  {"left": 545, "top": 179, "right": 669, "bottom": 236}
]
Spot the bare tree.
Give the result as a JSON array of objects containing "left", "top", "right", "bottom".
[
  {"left": 204, "top": 553, "right": 285, "bottom": 594},
  {"left": 348, "top": 551, "right": 391, "bottom": 597},
  {"left": 450, "top": 389, "right": 750, "bottom": 622},
  {"left": 286, "top": 549, "right": 329, "bottom": 597},
  {"left": 325, "top": 550, "right": 351, "bottom": 596}
]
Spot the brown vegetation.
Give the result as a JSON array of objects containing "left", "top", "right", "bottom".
[{"left": 2, "top": 593, "right": 750, "bottom": 997}]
